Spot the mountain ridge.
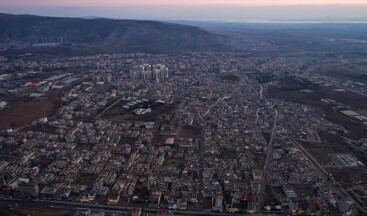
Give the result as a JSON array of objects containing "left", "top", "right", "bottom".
[{"left": 0, "top": 13, "right": 227, "bottom": 53}]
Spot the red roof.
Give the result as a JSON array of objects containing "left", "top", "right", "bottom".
[
  {"left": 249, "top": 194, "right": 256, "bottom": 202},
  {"left": 240, "top": 194, "right": 256, "bottom": 201},
  {"left": 31, "top": 82, "right": 42, "bottom": 87},
  {"left": 132, "top": 208, "right": 141, "bottom": 213},
  {"left": 240, "top": 194, "right": 249, "bottom": 201}
]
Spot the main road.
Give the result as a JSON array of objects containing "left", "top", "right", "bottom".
[
  {"left": 256, "top": 108, "right": 278, "bottom": 212},
  {"left": 0, "top": 199, "right": 284, "bottom": 216}
]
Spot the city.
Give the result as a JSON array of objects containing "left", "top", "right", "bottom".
[
  {"left": 0, "top": 47, "right": 367, "bottom": 216},
  {"left": 0, "top": 2, "right": 367, "bottom": 216}
]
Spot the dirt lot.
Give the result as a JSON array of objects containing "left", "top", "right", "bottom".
[
  {"left": 16, "top": 208, "right": 73, "bottom": 216},
  {"left": 0, "top": 95, "right": 61, "bottom": 130}
]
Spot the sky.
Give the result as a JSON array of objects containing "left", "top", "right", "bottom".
[{"left": 1, "top": 0, "right": 367, "bottom": 22}]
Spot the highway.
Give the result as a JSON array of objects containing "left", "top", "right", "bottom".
[
  {"left": 0, "top": 199, "right": 285, "bottom": 216},
  {"left": 256, "top": 108, "right": 278, "bottom": 213}
]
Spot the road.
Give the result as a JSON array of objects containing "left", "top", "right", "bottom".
[
  {"left": 259, "top": 84, "right": 263, "bottom": 99},
  {"left": 255, "top": 108, "right": 264, "bottom": 123},
  {"left": 96, "top": 97, "right": 124, "bottom": 119},
  {"left": 0, "top": 199, "right": 284, "bottom": 216},
  {"left": 203, "top": 97, "right": 222, "bottom": 117},
  {"left": 256, "top": 108, "right": 278, "bottom": 212}
]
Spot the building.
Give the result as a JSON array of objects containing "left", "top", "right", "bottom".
[
  {"left": 131, "top": 208, "right": 142, "bottom": 216},
  {"left": 273, "top": 150, "right": 282, "bottom": 160},
  {"left": 130, "top": 64, "right": 168, "bottom": 81},
  {"left": 153, "top": 64, "right": 169, "bottom": 81},
  {"left": 18, "top": 183, "right": 40, "bottom": 195},
  {"left": 0, "top": 161, "right": 9, "bottom": 171},
  {"left": 212, "top": 194, "right": 224, "bottom": 212},
  {"left": 0, "top": 101, "right": 8, "bottom": 109}
]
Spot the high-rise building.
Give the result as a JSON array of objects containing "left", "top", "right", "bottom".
[
  {"left": 130, "top": 64, "right": 168, "bottom": 81},
  {"left": 152, "top": 64, "right": 169, "bottom": 81}
]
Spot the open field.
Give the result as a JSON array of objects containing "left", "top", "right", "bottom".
[
  {"left": 301, "top": 131, "right": 367, "bottom": 165},
  {"left": 327, "top": 167, "right": 367, "bottom": 187},
  {"left": 301, "top": 135, "right": 351, "bottom": 166},
  {"left": 0, "top": 94, "right": 61, "bottom": 130},
  {"left": 268, "top": 80, "right": 367, "bottom": 139}
]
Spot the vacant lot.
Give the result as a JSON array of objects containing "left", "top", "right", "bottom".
[
  {"left": 178, "top": 125, "right": 202, "bottom": 138},
  {"left": 0, "top": 95, "right": 61, "bottom": 130},
  {"left": 74, "top": 173, "right": 98, "bottom": 186}
]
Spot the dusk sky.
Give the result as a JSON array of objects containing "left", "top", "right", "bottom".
[{"left": 1, "top": 0, "right": 367, "bottom": 21}]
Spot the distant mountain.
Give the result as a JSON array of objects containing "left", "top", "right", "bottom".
[{"left": 0, "top": 13, "right": 227, "bottom": 53}]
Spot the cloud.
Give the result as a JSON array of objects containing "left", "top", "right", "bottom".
[{"left": 2, "top": 4, "right": 367, "bottom": 22}]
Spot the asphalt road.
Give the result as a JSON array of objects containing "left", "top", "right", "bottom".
[
  {"left": 256, "top": 108, "right": 278, "bottom": 212},
  {"left": 0, "top": 199, "right": 285, "bottom": 216}
]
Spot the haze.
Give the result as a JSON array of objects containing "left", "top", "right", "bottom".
[{"left": 1, "top": 0, "right": 367, "bottom": 21}]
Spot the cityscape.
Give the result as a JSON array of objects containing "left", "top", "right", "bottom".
[{"left": 0, "top": 1, "right": 367, "bottom": 216}]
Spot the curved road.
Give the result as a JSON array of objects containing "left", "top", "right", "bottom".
[{"left": 203, "top": 97, "right": 222, "bottom": 117}]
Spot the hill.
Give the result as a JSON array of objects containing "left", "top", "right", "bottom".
[{"left": 0, "top": 13, "right": 227, "bottom": 53}]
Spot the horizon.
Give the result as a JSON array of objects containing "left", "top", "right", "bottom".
[
  {"left": 2, "top": 0, "right": 367, "bottom": 7},
  {"left": 1, "top": 0, "right": 367, "bottom": 22}
]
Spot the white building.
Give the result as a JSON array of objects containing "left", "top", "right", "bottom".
[{"left": 130, "top": 64, "right": 168, "bottom": 81}]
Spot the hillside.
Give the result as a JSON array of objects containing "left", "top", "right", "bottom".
[{"left": 0, "top": 13, "right": 227, "bottom": 53}]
